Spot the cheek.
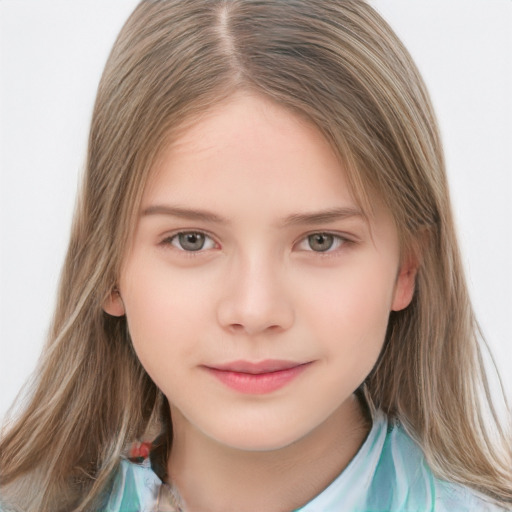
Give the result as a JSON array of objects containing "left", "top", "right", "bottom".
[
  {"left": 120, "top": 265, "right": 209, "bottom": 383},
  {"left": 298, "top": 259, "right": 395, "bottom": 361},
  {"left": 122, "top": 259, "right": 210, "bottom": 328}
]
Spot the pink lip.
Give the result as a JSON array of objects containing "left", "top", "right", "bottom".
[{"left": 204, "top": 360, "right": 311, "bottom": 394}]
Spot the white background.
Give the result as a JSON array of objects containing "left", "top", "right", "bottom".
[{"left": 1, "top": 0, "right": 511, "bottom": 420}]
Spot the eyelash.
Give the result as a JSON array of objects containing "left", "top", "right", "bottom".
[
  {"left": 295, "top": 232, "right": 351, "bottom": 254},
  {"left": 160, "top": 231, "right": 218, "bottom": 253},
  {"left": 160, "top": 230, "right": 352, "bottom": 254}
]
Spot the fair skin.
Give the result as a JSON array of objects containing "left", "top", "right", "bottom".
[{"left": 105, "top": 93, "right": 416, "bottom": 512}]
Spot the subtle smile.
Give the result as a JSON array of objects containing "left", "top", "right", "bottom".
[{"left": 203, "top": 360, "right": 312, "bottom": 394}]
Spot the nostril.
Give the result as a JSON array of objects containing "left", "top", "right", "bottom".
[
  {"left": 216, "top": 282, "right": 295, "bottom": 335},
  {"left": 227, "top": 322, "right": 284, "bottom": 336},
  {"left": 227, "top": 323, "right": 256, "bottom": 335}
]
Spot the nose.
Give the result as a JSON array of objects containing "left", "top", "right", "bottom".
[{"left": 216, "top": 254, "right": 294, "bottom": 336}]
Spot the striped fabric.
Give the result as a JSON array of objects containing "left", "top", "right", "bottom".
[{"left": 101, "top": 411, "right": 509, "bottom": 512}]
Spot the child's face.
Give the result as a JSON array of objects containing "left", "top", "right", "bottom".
[{"left": 105, "top": 93, "right": 415, "bottom": 451}]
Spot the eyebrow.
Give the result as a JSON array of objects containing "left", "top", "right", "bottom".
[
  {"left": 142, "top": 205, "right": 227, "bottom": 223},
  {"left": 141, "top": 204, "right": 364, "bottom": 226},
  {"left": 281, "top": 207, "right": 365, "bottom": 226}
]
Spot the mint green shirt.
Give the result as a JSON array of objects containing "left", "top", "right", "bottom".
[{"left": 102, "top": 411, "right": 508, "bottom": 511}]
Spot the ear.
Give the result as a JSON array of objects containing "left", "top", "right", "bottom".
[
  {"left": 391, "top": 252, "right": 419, "bottom": 312},
  {"left": 103, "top": 288, "right": 126, "bottom": 317}
]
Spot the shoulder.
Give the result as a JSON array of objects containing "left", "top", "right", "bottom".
[
  {"left": 368, "top": 415, "right": 509, "bottom": 512},
  {"left": 434, "top": 480, "right": 510, "bottom": 512},
  {"left": 377, "top": 420, "right": 508, "bottom": 512},
  {"left": 0, "top": 459, "right": 165, "bottom": 512},
  {"left": 100, "top": 458, "right": 162, "bottom": 512},
  {"left": 298, "top": 411, "right": 510, "bottom": 512}
]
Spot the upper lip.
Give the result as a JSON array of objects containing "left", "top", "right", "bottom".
[{"left": 206, "top": 359, "right": 307, "bottom": 374}]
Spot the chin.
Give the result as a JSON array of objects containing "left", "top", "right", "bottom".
[{"left": 207, "top": 423, "right": 308, "bottom": 453}]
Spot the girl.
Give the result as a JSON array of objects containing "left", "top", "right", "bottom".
[{"left": 1, "top": 1, "right": 511, "bottom": 511}]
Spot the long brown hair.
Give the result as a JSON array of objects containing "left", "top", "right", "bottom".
[{"left": 1, "top": 1, "right": 510, "bottom": 510}]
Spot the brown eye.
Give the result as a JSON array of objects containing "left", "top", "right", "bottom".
[{"left": 307, "top": 233, "right": 335, "bottom": 252}]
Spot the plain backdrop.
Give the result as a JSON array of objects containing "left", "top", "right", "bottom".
[{"left": 1, "top": 0, "right": 511, "bottom": 420}]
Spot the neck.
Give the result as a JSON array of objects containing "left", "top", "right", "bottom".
[{"left": 166, "top": 396, "right": 370, "bottom": 512}]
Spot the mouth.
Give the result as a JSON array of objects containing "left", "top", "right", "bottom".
[
  {"left": 203, "top": 360, "right": 312, "bottom": 394},
  {"left": 209, "top": 359, "right": 307, "bottom": 374}
]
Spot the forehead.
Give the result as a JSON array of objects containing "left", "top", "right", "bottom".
[{"left": 144, "top": 93, "right": 357, "bottom": 212}]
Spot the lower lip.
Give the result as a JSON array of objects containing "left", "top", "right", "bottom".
[{"left": 206, "top": 364, "right": 310, "bottom": 394}]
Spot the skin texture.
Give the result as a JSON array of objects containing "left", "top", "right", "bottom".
[{"left": 104, "top": 93, "right": 416, "bottom": 511}]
